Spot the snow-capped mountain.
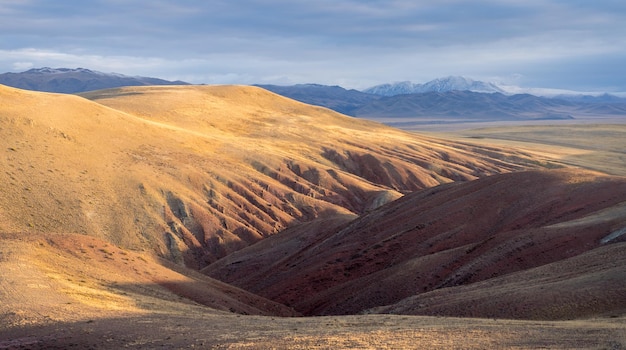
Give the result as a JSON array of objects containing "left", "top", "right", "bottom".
[
  {"left": 363, "top": 81, "right": 418, "bottom": 96},
  {"left": 0, "top": 67, "right": 188, "bottom": 93},
  {"left": 364, "top": 76, "right": 505, "bottom": 96},
  {"left": 419, "top": 76, "right": 505, "bottom": 94},
  {"left": 25, "top": 67, "right": 98, "bottom": 75}
]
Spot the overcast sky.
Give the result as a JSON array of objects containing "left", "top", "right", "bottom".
[{"left": 1, "top": 0, "right": 625, "bottom": 91}]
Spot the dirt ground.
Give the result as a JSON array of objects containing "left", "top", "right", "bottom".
[{"left": 2, "top": 313, "right": 625, "bottom": 349}]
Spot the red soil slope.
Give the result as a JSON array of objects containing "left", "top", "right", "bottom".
[
  {"left": 371, "top": 241, "right": 626, "bottom": 319},
  {"left": 204, "top": 168, "right": 626, "bottom": 318}
]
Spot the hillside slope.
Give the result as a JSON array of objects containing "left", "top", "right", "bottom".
[
  {"left": 1, "top": 84, "right": 544, "bottom": 268},
  {"left": 370, "top": 240, "right": 626, "bottom": 319},
  {"left": 204, "top": 169, "right": 626, "bottom": 318},
  {"left": 0, "top": 232, "right": 297, "bottom": 330}
]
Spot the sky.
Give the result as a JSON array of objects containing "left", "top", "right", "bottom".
[{"left": 1, "top": 0, "right": 626, "bottom": 91}]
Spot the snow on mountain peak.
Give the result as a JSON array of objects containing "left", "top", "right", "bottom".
[
  {"left": 364, "top": 76, "right": 505, "bottom": 96},
  {"left": 23, "top": 67, "right": 123, "bottom": 76}
]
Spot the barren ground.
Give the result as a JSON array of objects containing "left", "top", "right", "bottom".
[
  {"left": 3, "top": 313, "right": 625, "bottom": 349},
  {"left": 440, "top": 123, "right": 626, "bottom": 176}
]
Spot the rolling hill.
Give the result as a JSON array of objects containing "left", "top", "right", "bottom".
[
  {"left": 0, "top": 231, "right": 297, "bottom": 328},
  {"left": 204, "top": 168, "right": 626, "bottom": 318},
  {"left": 1, "top": 83, "right": 543, "bottom": 269}
]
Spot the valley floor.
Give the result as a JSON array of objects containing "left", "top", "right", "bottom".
[
  {"left": 2, "top": 312, "right": 625, "bottom": 349},
  {"left": 425, "top": 123, "right": 626, "bottom": 176}
]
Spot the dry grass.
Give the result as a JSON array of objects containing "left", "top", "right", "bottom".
[
  {"left": 448, "top": 124, "right": 626, "bottom": 176},
  {"left": 3, "top": 312, "right": 625, "bottom": 349},
  {"left": 0, "top": 84, "right": 545, "bottom": 267}
]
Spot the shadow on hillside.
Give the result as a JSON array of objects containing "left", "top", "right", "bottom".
[{"left": 99, "top": 280, "right": 300, "bottom": 317}]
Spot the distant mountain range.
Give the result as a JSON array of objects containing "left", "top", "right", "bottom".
[
  {"left": 352, "top": 90, "right": 581, "bottom": 121},
  {"left": 0, "top": 67, "right": 188, "bottom": 93},
  {"left": 2, "top": 68, "right": 625, "bottom": 128},
  {"left": 258, "top": 79, "right": 626, "bottom": 129},
  {"left": 363, "top": 76, "right": 626, "bottom": 99},
  {"left": 254, "top": 83, "right": 375, "bottom": 116},
  {"left": 363, "top": 76, "right": 505, "bottom": 96}
]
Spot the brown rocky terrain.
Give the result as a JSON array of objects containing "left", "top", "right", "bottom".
[{"left": 204, "top": 168, "right": 626, "bottom": 317}]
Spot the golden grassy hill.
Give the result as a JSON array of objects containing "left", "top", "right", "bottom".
[
  {"left": 0, "top": 232, "right": 296, "bottom": 330},
  {"left": 1, "top": 84, "right": 546, "bottom": 268}
]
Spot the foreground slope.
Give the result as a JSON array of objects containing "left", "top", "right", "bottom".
[
  {"left": 1, "top": 231, "right": 623, "bottom": 348},
  {"left": 204, "top": 168, "right": 626, "bottom": 318},
  {"left": 371, "top": 241, "right": 626, "bottom": 319},
  {"left": 0, "top": 232, "right": 297, "bottom": 329}
]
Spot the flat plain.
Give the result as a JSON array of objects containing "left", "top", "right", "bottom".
[{"left": 450, "top": 123, "right": 626, "bottom": 176}]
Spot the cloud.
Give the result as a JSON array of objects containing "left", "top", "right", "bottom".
[
  {"left": 0, "top": 48, "right": 170, "bottom": 75},
  {"left": 11, "top": 61, "right": 34, "bottom": 71},
  {"left": 1, "top": 0, "right": 625, "bottom": 90}
]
